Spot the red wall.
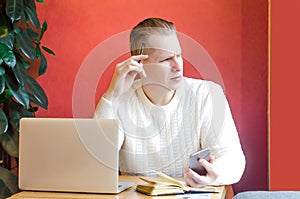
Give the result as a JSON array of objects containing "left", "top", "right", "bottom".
[
  {"left": 270, "top": 1, "right": 300, "bottom": 191},
  {"left": 35, "top": 0, "right": 268, "bottom": 193}
]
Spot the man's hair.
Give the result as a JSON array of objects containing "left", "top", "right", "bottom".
[{"left": 130, "top": 18, "right": 176, "bottom": 55}]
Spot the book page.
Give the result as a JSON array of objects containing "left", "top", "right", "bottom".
[
  {"left": 153, "top": 171, "right": 218, "bottom": 192},
  {"left": 153, "top": 171, "right": 185, "bottom": 189},
  {"left": 176, "top": 193, "right": 214, "bottom": 199}
]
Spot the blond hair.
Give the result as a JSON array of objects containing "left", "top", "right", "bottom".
[{"left": 130, "top": 18, "right": 176, "bottom": 55}]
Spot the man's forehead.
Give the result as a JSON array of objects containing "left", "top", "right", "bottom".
[{"left": 146, "top": 33, "right": 181, "bottom": 53}]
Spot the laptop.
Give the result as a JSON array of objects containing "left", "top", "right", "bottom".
[{"left": 19, "top": 118, "right": 133, "bottom": 194}]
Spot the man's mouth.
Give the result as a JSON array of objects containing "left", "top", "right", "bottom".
[{"left": 170, "top": 75, "right": 182, "bottom": 81}]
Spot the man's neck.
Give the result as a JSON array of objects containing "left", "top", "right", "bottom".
[{"left": 142, "top": 85, "right": 175, "bottom": 106}]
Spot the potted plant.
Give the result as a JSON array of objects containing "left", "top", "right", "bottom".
[{"left": 0, "top": 0, "right": 54, "bottom": 197}]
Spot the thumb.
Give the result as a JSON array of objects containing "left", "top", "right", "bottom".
[
  {"left": 209, "top": 155, "right": 215, "bottom": 164},
  {"left": 199, "top": 158, "right": 213, "bottom": 173}
]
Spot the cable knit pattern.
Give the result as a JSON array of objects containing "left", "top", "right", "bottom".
[{"left": 94, "top": 77, "right": 245, "bottom": 185}]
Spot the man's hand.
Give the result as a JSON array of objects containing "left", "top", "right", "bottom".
[
  {"left": 184, "top": 156, "right": 219, "bottom": 187},
  {"left": 103, "top": 54, "right": 148, "bottom": 101}
]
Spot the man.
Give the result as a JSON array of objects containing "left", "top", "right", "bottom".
[{"left": 94, "top": 18, "right": 245, "bottom": 187}]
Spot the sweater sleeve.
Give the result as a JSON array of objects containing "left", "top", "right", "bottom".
[
  {"left": 94, "top": 97, "right": 124, "bottom": 149},
  {"left": 94, "top": 97, "right": 115, "bottom": 119},
  {"left": 200, "top": 82, "right": 246, "bottom": 185}
]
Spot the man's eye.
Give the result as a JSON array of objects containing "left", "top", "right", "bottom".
[{"left": 160, "top": 58, "right": 170, "bottom": 62}]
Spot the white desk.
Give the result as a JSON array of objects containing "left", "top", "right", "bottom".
[{"left": 9, "top": 176, "right": 232, "bottom": 199}]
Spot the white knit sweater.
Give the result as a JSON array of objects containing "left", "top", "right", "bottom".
[{"left": 94, "top": 77, "right": 245, "bottom": 185}]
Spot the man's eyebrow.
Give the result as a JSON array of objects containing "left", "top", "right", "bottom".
[
  {"left": 161, "top": 51, "right": 182, "bottom": 58},
  {"left": 159, "top": 55, "right": 173, "bottom": 60}
]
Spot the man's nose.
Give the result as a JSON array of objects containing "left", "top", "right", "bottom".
[{"left": 171, "top": 56, "right": 182, "bottom": 72}]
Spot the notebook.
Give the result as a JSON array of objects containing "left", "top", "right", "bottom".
[{"left": 18, "top": 118, "right": 133, "bottom": 194}]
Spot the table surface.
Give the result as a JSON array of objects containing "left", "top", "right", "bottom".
[{"left": 8, "top": 176, "right": 228, "bottom": 199}]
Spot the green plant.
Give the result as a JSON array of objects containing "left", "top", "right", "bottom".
[{"left": 0, "top": 0, "right": 54, "bottom": 197}]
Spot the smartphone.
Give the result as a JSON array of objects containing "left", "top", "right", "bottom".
[{"left": 189, "top": 148, "right": 210, "bottom": 175}]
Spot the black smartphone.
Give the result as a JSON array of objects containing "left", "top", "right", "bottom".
[{"left": 189, "top": 148, "right": 210, "bottom": 175}]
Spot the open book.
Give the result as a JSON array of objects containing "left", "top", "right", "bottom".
[{"left": 135, "top": 171, "right": 220, "bottom": 196}]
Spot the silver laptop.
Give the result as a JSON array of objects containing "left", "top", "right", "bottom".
[{"left": 19, "top": 118, "right": 133, "bottom": 194}]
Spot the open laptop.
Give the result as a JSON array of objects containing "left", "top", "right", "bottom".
[{"left": 19, "top": 118, "right": 133, "bottom": 194}]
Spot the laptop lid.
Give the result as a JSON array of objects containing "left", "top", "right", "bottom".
[{"left": 19, "top": 118, "right": 129, "bottom": 193}]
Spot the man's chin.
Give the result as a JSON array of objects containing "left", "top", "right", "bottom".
[{"left": 168, "top": 81, "right": 182, "bottom": 91}]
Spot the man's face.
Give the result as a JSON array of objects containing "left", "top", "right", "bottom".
[{"left": 142, "top": 33, "right": 183, "bottom": 91}]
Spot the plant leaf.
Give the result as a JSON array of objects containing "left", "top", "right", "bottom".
[
  {"left": 24, "top": 5, "right": 40, "bottom": 28},
  {"left": 0, "top": 43, "right": 16, "bottom": 68},
  {"left": 5, "top": 74, "right": 30, "bottom": 108},
  {"left": 26, "top": 25, "right": 39, "bottom": 39},
  {"left": 0, "top": 90, "right": 12, "bottom": 104},
  {"left": 0, "top": 179, "right": 13, "bottom": 198},
  {"left": 29, "top": 94, "right": 43, "bottom": 110},
  {"left": 0, "top": 124, "right": 19, "bottom": 158},
  {"left": 5, "top": 51, "right": 16, "bottom": 68},
  {"left": 38, "top": 52, "right": 47, "bottom": 75},
  {"left": 36, "top": 0, "right": 44, "bottom": 3},
  {"left": 3, "top": 51, "right": 16, "bottom": 68},
  {"left": 0, "top": 32, "right": 15, "bottom": 50},
  {"left": 8, "top": 100, "right": 34, "bottom": 131},
  {"left": 12, "top": 60, "right": 26, "bottom": 86},
  {"left": 15, "top": 28, "right": 35, "bottom": 61},
  {"left": 13, "top": 86, "right": 30, "bottom": 108},
  {"left": 12, "top": 21, "right": 20, "bottom": 34},
  {"left": 39, "top": 20, "right": 47, "bottom": 40},
  {"left": 42, "top": 46, "right": 55, "bottom": 56},
  {"left": 35, "top": 45, "right": 41, "bottom": 58},
  {"left": 0, "top": 26, "right": 9, "bottom": 39},
  {"left": 0, "top": 75, "right": 5, "bottom": 94},
  {"left": 25, "top": 0, "right": 36, "bottom": 10},
  {"left": 5, "top": 0, "right": 24, "bottom": 22},
  {"left": 0, "top": 43, "right": 10, "bottom": 56},
  {"left": 0, "top": 109, "right": 8, "bottom": 135},
  {"left": 16, "top": 54, "right": 30, "bottom": 69},
  {"left": 26, "top": 75, "right": 48, "bottom": 110},
  {"left": 0, "top": 10, "right": 13, "bottom": 29},
  {"left": 0, "top": 167, "right": 20, "bottom": 197},
  {"left": 20, "top": 9, "right": 27, "bottom": 25}
]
